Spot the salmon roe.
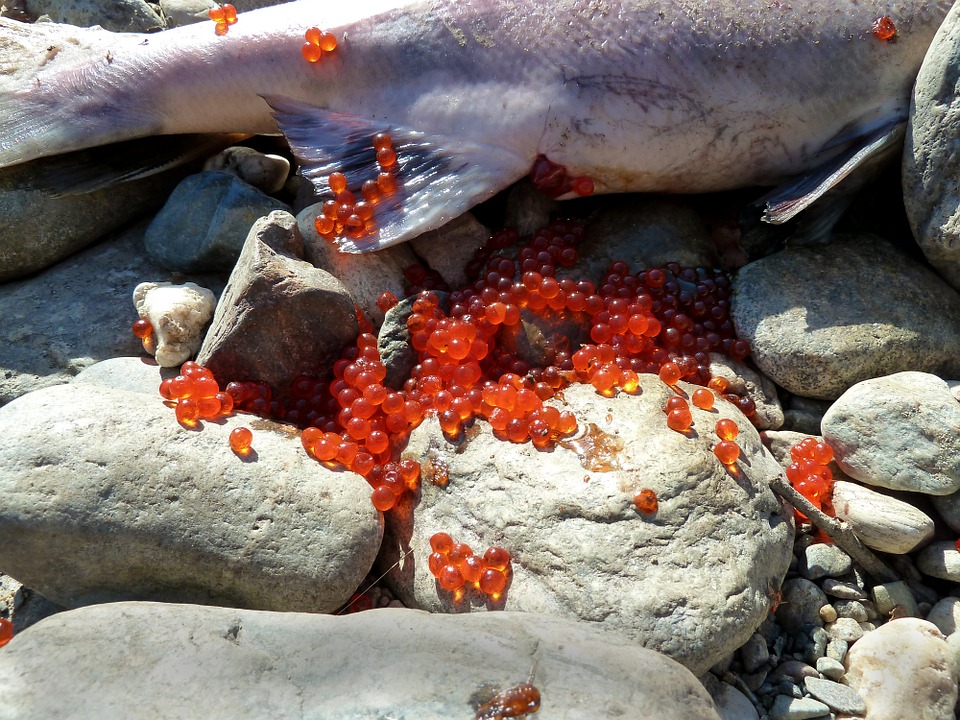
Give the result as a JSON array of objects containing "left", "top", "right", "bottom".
[
  {"left": 633, "top": 488, "right": 658, "bottom": 514},
  {"left": 785, "top": 437, "right": 837, "bottom": 525},
  {"left": 208, "top": 3, "right": 237, "bottom": 34},
  {"left": 427, "top": 533, "right": 512, "bottom": 600}
]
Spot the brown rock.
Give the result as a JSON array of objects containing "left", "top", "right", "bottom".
[{"left": 197, "top": 211, "right": 357, "bottom": 392}]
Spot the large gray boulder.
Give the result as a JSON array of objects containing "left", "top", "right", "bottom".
[
  {"left": 0, "top": 603, "right": 721, "bottom": 720},
  {"left": 0, "top": 383, "right": 382, "bottom": 612},
  {"left": 381, "top": 379, "right": 794, "bottom": 675}
]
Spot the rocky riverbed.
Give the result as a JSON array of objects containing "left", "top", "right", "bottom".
[{"left": 3, "top": 1, "right": 960, "bottom": 719}]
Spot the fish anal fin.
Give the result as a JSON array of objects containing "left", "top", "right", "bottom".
[
  {"left": 759, "top": 121, "right": 905, "bottom": 228},
  {"left": 264, "top": 95, "right": 529, "bottom": 252}
]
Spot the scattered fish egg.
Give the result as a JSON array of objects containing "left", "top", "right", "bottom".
[
  {"left": 229, "top": 426, "right": 253, "bottom": 453},
  {"left": 633, "top": 488, "right": 658, "bottom": 514},
  {"left": 131, "top": 318, "right": 153, "bottom": 339},
  {"left": 873, "top": 16, "right": 896, "bottom": 41},
  {"left": 713, "top": 440, "right": 740, "bottom": 465}
]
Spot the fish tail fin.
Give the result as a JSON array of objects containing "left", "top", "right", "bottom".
[
  {"left": 264, "top": 96, "right": 530, "bottom": 251},
  {"left": 0, "top": 17, "right": 150, "bottom": 168}
]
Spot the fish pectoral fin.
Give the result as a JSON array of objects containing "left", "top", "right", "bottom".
[
  {"left": 264, "top": 96, "right": 529, "bottom": 252},
  {"left": 18, "top": 133, "right": 250, "bottom": 196},
  {"left": 758, "top": 120, "right": 905, "bottom": 226}
]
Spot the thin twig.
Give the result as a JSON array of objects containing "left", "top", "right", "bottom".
[{"left": 769, "top": 476, "right": 899, "bottom": 584}]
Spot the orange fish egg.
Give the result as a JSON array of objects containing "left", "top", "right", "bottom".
[
  {"left": 208, "top": 4, "right": 237, "bottom": 34},
  {"left": 873, "top": 16, "right": 896, "bottom": 41}
]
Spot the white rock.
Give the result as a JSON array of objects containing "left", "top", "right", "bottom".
[
  {"left": 844, "top": 618, "right": 958, "bottom": 720},
  {"left": 926, "top": 597, "right": 960, "bottom": 636},
  {"left": 826, "top": 617, "right": 863, "bottom": 643},
  {"left": 831, "top": 480, "right": 935, "bottom": 554},
  {"left": 132, "top": 281, "right": 217, "bottom": 367},
  {"left": 821, "top": 372, "right": 960, "bottom": 495},
  {"left": 0, "top": 604, "right": 722, "bottom": 720},
  {"left": 203, "top": 146, "right": 291, "bottom": 194}
]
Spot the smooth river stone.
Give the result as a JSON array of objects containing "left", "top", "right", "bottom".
[
  {"left": 830, "top": 480, "right": 935, "bottom": 554},
  {"left": 844, "top": 618, "right": 958, "bottom": 720},
  {"left": 730, "top": 235, "right": 960, "bottom": 400},
  {"left": 0, "top": 383, "right": 382, "bottom": 612},
  {"left": 821, "top": 372, "right": 960, "bottom": 495},
  {"left": 0, "top": 603, "right": 722, "bottom": 720},
  {"left": 381, "top": 379, "right": 794, "bottom": 675}
]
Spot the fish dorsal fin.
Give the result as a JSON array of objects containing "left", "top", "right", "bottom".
[
  {"left": 759, "top": 121, "right": 905, "bottom": 225},
  {"left": 264, "top": 96, "right": 529, "bottom": 252}
]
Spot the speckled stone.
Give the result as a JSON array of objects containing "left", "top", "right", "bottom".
[
  {"left": 926, "top": 597, "right": 960, "bottom": 636},
  {"left": 801, "top": 543, "right": 852, "bottom": 580},
  {"left": 731, "top": 236, "right": 960, "bottom": 400},
  {"left": 827, "top": 617, "right": 864, "bottom": 643},
  {"left": 816, "top": 656, "right": 846, "bottom": 681},
  {"left": 777, "top": 579, "right": 829, "bottom": 635},
  {"left": 803, "top": 677, "right": 866, "bottom": 715},
  {"left": 769, "top": 695, "right": 830, "bottom": 720}
]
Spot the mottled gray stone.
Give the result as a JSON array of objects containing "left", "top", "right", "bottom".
[
  {"left": 931, "top": 488, "right": 960, "bottom": 534},
  {"left": 731, "top": 236, "right": 960, "bottom": 400},
  {"left": 844, "top": 618, "right": 958, "bottom": 720},
  {"left": 831, "top": 480, "right": 935, "bottom": 554},
  {"left": 926, "top": 597, "right": 960, "bottom": 637},
  {"left": 145, "top": 172, "right": 289, "bottom": 273},
  {"left": 903, "top": 1, "right": 960, "bottom": 292},
  {"left": 26, "top": 0, "right": 163, "bottom": 31},
  {"left": 196, "top": 211, "right": 358, "bottom": 392},
  {"left": 822, "top": 372, "right": 960, "bottom": 495},
  {"left": 782, "top": 396, "right": 832, "bottom": 435},
  {"left": 71, "top": 356, "right": 173, "bottom": 396},
  {"left": 917, "top": 542, "right": 960, "bottom": 583},
  {"left": 0, "top": 154, "right": 183, "bottom": 282},
  {"left": 702, "top": 676, "right": 759, "bottom": 720},
  {"left": 800, "top": 543, "right": 852, "bottom": 580},
  {"left": 776, "top": 578, "right": 829, "bottom": 635},
  {"left": 0, "top": 383, "right": 382, "bottom": 612},
  {"left": 382, "top": 379, "right": 794, "bottom": 675},
  {"left": 768, "top": 695, "right": 830, "bottom": 720},
  {"left": 0, "top": 604, "right": 722, "bottom": 720},
  {"left": 739, "top": 632, "right": 770, "bottom": 673},
  {"left": 815, "top": 656, "right": 845, "bottom": 681},
  {"left": 826, "top": 638, "right": 848, "bottom": 663},
  {"left": 566, "top": 197, "right": 720, "bottom": 286},
  {"left": 821, "top": 578, "right": 867, "bottom": 601},
  {"left": 803, "top": 677, "right": 865, "bottom": 715},
  {"left": 827, "top": 617, "right": 864, "bottom": 643},
  {"left": 0, "top": 222, "right": 223, "bottom": 407},
  {"left": 411, "top": 213, "right": 490, "bottom": 290},
  {"left": 158, "top": 0, "right": 215, "bottom": 26},
  {"left": 833, "top": 600, "right": 868, "bottom": 623}
]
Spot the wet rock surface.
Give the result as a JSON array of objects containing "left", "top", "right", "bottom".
[
  {"left": 0, "top": 604, "right": 721, "bottom": 720},
  {"left": 381, "top": 380, "right": 794, "bottom": 675},
  {"left": 0, "top": 382, "right": 381, "bottom": 612}
]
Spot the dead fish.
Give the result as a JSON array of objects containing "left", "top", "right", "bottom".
[{"left": 0, "top": 0, "right": 951, "bottom": 251}]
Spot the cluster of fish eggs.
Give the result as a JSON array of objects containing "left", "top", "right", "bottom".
[
  {"left": 785, "top": 437, "right": 836, "bottom": 521},
  {"left": 428, "top": 532, "right": 512, "bottom": 601},
  {"left": 313, "top": 134, "right": 398, "bottom": 242}
]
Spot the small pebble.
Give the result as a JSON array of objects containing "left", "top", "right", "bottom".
[
  {"left": 821, "top": 578, "right": 867, "bottom": 600},
  {"left": 872, "top": 581, "right": 920, "bottom": 618},
  {"left": 802, "top": 543, "right": 853, "bottom": 580},
  {"left": 834, "top": 600, "right": 869, "bottom": 623},
  {"left": 827, "top": 617, "right": 864, "bottom": 643},
  {"left": 926, "top": 597, "right": 960, "bottom": 636},
  {"left": 769, "top": 660, "right": 819, "bottom": 684},
  {"left": 917, "top": 542, "right": 960, "bottom": 583},
  {"left": 815, "top": 656, "right": 846, "bottom": 681},
  {"left": 819, "top": 604, "right": 837, "bottom": 623},
  {"left": 769, "top": 694, "right": 831, "bottom": 720},
  {"left": 825, "top": 638, "right": 848, "bottom": 663},
  {"left": 804, "top": 676, "right": 867, "bottom": 715},
  {"left": 740, "top": 632, "right": 770, "bottom": 673}
]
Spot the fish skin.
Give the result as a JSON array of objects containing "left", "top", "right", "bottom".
[{"left": 0, "top": 0, "right": 952, "bottom": 249}]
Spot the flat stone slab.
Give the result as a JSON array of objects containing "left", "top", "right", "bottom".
[
  {"left": 0, "top": 383, "right": 382, "bottom": 612},
  {"left": 0, "top": 603, "right": 721, "bottom": 720}
]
